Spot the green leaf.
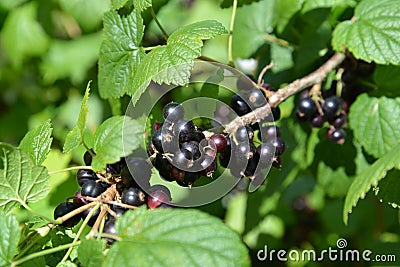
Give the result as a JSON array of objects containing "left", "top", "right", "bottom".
[
  {"left": 317, "top": 162, "right": 351, "bottom": 198},
  {"left": 273, "top": 0, "right": 304, "bottom": 33},
  {"left": 302, "top": 0, "right": 356, "bottom": 13},
  {"left": 0, "top": 2, "right": 49, "bottom": 69},
  {"left": 349, "top": 94, "right": 400, "bottom": 158},
  {"left": 0, "top": 212, "right": 20, "bottom": 267},
  {"left": 78, "top": 239, "right": 106, "bottom": 267},
  {"left": 56, "top": 262, "right": 78, "bottom": 267},
  {"left": 373, "top": 65, "right": 400, "bottom": 96},
  {"left": 332, "top": 0, "right": 400, "bottom": 65},
  {"left": 130, "top": 20, "right": 227, "bottom": 105},
  {"left": 220, "top": 0, "right": 261, "bottom": 8},
  {"left": 232, "top": 0, "right": 275, "bottom": 58},
  {"left": 133, "top": 0, "right": 152, "bottom": 12},
  {"left": 41, "top": 32, "right": 102, "bottom": 85},
  {"left": 343, "top": 144, "right": 400, "bottom": 224},
  {"left": 111, "top": 0, "right": 128, "bottom": 9},
  {"left": 375, "top": 169, "right": 400, "bottom": 208},
  {"left": 0, "top": 143, "right": 49, "bottom": 213},
  {"left": 104, "top": 209, "right": 250, "bottom": 267},
  {"left": 19, "top": 119, "right": 53, "bottom": 165},
  {"left": 59, "top": 0, "right": 110, "bottom": 32},
  {"left": 98, "top": 9, "right": 146, "bottom": 99},
  {"left": 63, "top": 82, "right": 91, "bottom": 153},
  {"left": 92, "top": 116, "right": 143, "bottom": 171}
]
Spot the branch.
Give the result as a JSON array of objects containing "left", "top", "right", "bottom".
[{"left": 223, "top": 52, "right": 346, "bottom": 133}]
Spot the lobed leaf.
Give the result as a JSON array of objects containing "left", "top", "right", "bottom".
[
  {"left": 111, "top": 0, "right": 128, "bottom": 9},
  {"left": 332, "top": 0, "right": 400, "bottom": 65},
  {"left": 0, "top": 212, "right": 20, "bottom": 267},
  {"left": 19, "top": 119, "right": 53, "bottom": 165},
  {"left": 130, "top": 20, "right": 227, "bottom": 106},
  {"left": 0, "top": 143, "right": 49, "bottom": 214},
  {"left": 133, "top": 0, "right": 152, "bottom": 12},
  {"left": 63, "top": 82, "right": 91, "bottom": 153},
  {"left": 343, "top": 144, "right": 400, "bottom": 224},
  {"left": 104, "top": 209, "right": 250, "bottom": 267},
  {"left": 78, "top": 239, "right": 106, "bottom": 267},
  {"left": 375, "top": 169, "right": 400, "bottom": 208},
  {"left": 98, "top": 9, "right": 146, "bottom": 99},
  {"left": 349, "top": 94, "right": 400, "bottom": 158},
  {"left": 92, "top": 116, "right": 143, "bottom": 171}
]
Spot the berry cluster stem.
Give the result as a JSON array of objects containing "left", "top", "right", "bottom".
[{"left": 223, "top": 52, "right": 346, "bottom": 134}]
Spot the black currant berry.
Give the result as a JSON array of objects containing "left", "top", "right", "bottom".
[
  {"left": 297, "top": 97, "right": 317, "bottom": 120},
  {"left": 163, "top": 102, "right": 185, "bottom": 122},
  {"left": 76, "top": 169, "right": 97, "bottom": 187},
  {"left": 247, "top": 88, "right": 267, "bottom": 108},
  {"left": 73, "top": 190, "right": 87, "bottom": 207},
  {"left": 147, "top": 185, "right": 172, "bottom": 209},
  {"left": 311, "top": 115, "right": 324, "bottom": 128},
  {"left": 234, "top": 142, "right": 256, "bottom": 163},
  {"left": 83, "top": 148, "right": 96, "bottom": 166},
  {"left": 235, "top": 126, "right": 254, "bottom": 142},
  {"left": 172, "top": 149, "right": 193, "bottom": 169},
  {"left": 82, "top": 207, "right": 100, "bottom": 227},
  {"left": 219, "top": 149, "right": 231, "bottom": 169},
  {"left": 244, "top": 153, "right": 260, "bottom": 177},
  {"left": 103, "top": 218, "right": 117, "bottom": 243},
  {"left": 181, "top": 141, "right": 201, "bottom": 160},
  {"left": 209, "top": 134, "right": 228, "bottom": 152},
  {"left": 81, "top": 180, "right": 105, "bottom": 197},
  {"left": 272, "top": 107, "right": 281, "bottom": 121},
  {"left": 170, "top": 165, "right": 186, "bottom": 181},
  {"left": 173, "top": 120, "right": 196, "bottom": 143},
  {"left": 270, "top": 137, "right": 285, "bottom": 155},
  {"left": 327, "top": 128, "right": 346, "bottom": 144},
  {"left": 177, "top": 171, "right": 199, "bottom": 187},
  {"left": 54, "top": 202, "right": 81, "bottom": 227},
  {"left": 121, "top": 187, "right": 146, "bottom": 206},
  {"left": 322, "top": 96, "right": 343, "bottom": 120},
  {"left": 256, "top": 143, "right": 274, "bottom": 168},
  {"left": 231, "top": 94, "right": 251, "bottom": 116},
  {"left": 121, "top": 157, "right": 152, "bottom": 189},
  {"left": 200, "top": 155, "right": 217, "bottom": 177},
  {"left": 151, "top": 129, "right": 165, "bottom": 153},
  {"left": 331, "top": 114, "right": 347, "bottom": 128},
  {"left": 192, "top": 130, "right": 206, "bottom": 143}
]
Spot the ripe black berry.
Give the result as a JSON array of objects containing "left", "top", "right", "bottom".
[
  {"left": 331, "top": 114, "right": 347, "bottom": 128},
  {"left": 76, "top": 169, "right": 97, "bottom": 187},
  {"left": 81, "top": 180, "right": 105, "bottom": 197},
  {"left": 181, "top": 141, "right": 201, "bottom": 160},
  {"left": 297, "top": 97, "right": 317, "bottom": 120},
  {"left": 200, "top": 155, "right": 217, "bottom": 177},
  {"left": 173, "top": 120, "right": 196, "bottom": 143},
  {"left": 104, "top": 218, "right": 117, "bottom": 235},
  {"left": 272, "top": 107, "right": 281, "bottom": 121},
  {"left": 163, "top": 102, "right": 184, "bottom": 122},
  {"left": 327, "top": 128, "right": 346, "bottom": 144},
  {"left": 121, "top": 187, "right": 146, "bottom": 206},
  {"left": 82, "top": 207, "right": 100, "bottom": 227},
  {"left": 121, "top": 157, "right": 152, "bottom": 189},
  {"left": 234, "top": 142, "right": 256, "bottom": 163},
  {"left": 235, "top": 126, "right": 254, "bottom": 142},
  {"left": 54, "top": 202, "right": 81, "bottom": 227},
  {"left": 311, "top": 115, "right": 324, "bottom": 128},
  {"left": 83, "top": 149, "right": 96, "bottom": 166},
  {"left": 256, "top": 143, "right": 274, "bottom": 168},
  {"left": 270, "top": 137, "right": 285, "bottom": 155},
  {"left": 177, "top": 171, "right": 199, "bottom": 187},
  {"left": 147, "top": 185, "right": 172, "bottom": 209},
  {"left": 154, "top": 154, "right": 174, "bottom": 182},
  {"left": 247, "top": 88, "right": 267, "bottom": 108},
  {"left": 231, "top": 94, "right": 251, "bottom": 116},
  {"left": 322, "top": 96, "right": 343, "bottom": 120},
  {"left": 172, "top": 149, "right": 193, "bottom": 169},
  {"left": 209, "top": 134, "right": 228, "bottom": 152}
]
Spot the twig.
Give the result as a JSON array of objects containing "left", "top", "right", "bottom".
[
  {"left": 228, "top": 0, "right": 238, "bottom": 66},
  {"left": 223, "top": 52, "right": 346, "bottom": 133},
  {"left": 149, "top": 7, "right": 169, "bottom": 41}
]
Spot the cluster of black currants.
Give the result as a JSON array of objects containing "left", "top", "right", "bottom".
[
  {"left": 296, "top": 92, "right": 347, "bottom": 144},
  {"left": 226, "top": 80, "right": 285, "bottom": 177},
  {"left": 296, "top": 59, "right": 375, "bottom": 144},
  {"left": 53, "top": 149, "right": 172, "bottom": 237},
  {"left": 149, "top": 102, "right": 229, "bottom": 187}
]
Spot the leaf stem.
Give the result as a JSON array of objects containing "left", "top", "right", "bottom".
[
  {"left": 48, "top": 165, "right": 93, "bottom": 175},
  {"left": 228, "top": 0, "right": 238, "bottom": 66},
  {"left": 144, "top": 45, "right": 161, "bottom": 51},
  {"left": 61, "top": 203, "right": 100, "bottom": 262},
  {"left": 12, "top": 241, "right": 81, "bottom": 266},
  {"left": 149, "top": 7, "right": 169, "bottom": 41}
]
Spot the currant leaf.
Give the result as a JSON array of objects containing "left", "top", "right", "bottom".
[
  {"left": 332, "top": 0, "right": 400, "bottom": 65},
  {"left": 104, "top": 209, "right": 250, "bottom": 267},
  {"left": 0, "top": 143, "right": 49, "bottom": 213},
  {"left": 98, "top": 9, "right": 146, "bottom": 99},
  {"left": 19, "top": 119, "right": 53, "bottom": 165},
  {"left": 130, "top": 20, "right": 227, "bottom": 106}
]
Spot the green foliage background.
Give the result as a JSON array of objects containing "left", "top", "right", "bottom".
[{"left": 0, "top": 0, "right": 400, "bottom": 266}]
